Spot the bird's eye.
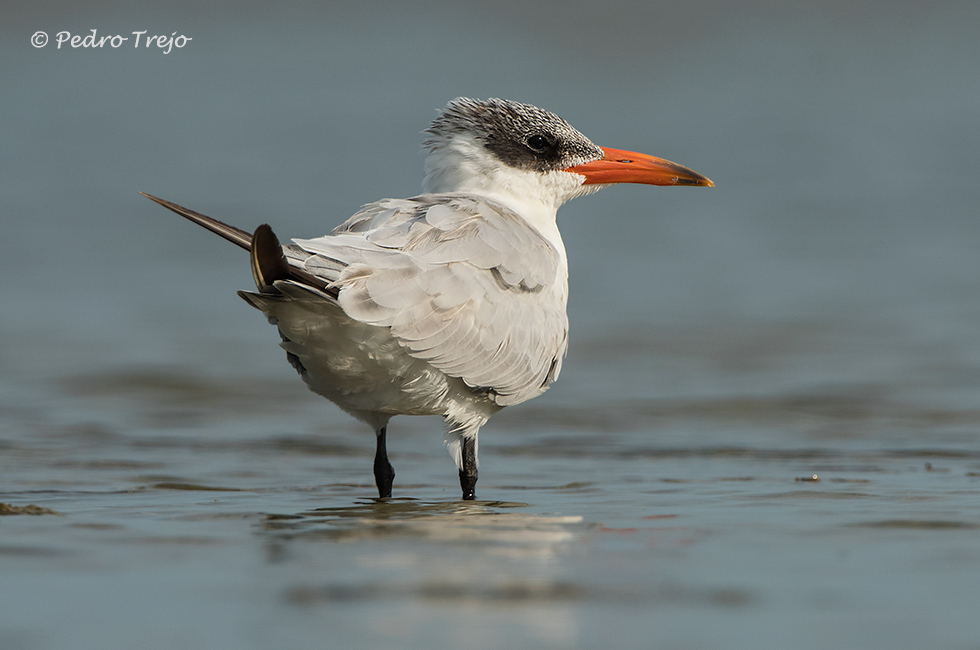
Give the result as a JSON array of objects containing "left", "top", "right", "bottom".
[{"left": 526, "top": 134, "right": 551, "bottom": 152}]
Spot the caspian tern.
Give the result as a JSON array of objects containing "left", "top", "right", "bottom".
[{"left": 142, "top": 97, "right": 712, "bottom": 500}]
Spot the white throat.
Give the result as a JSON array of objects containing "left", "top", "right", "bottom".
[{"left": 422, "top": 132, "right": 595, "bottom": 255}]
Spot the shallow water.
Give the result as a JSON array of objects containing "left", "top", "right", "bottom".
[
  {"left": 3, "top": 1, "right": 980, "bottom": 648},
  {"left": 3, "top": 366, "right": 979, "bottom": 649}
]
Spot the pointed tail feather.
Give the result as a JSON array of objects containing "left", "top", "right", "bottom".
[
  {"left": 140, "top": 192, "right": 253, "bottom": 250},
  {"left": 142, "top": 192, "right": 339, "bottom": 298}
]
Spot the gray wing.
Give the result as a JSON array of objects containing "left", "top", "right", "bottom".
[{"left": 288, "top": 193, "right": 569, "bottom": 407}]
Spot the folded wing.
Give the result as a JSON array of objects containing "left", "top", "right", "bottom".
[{"left": 289, "top": 194, "right": 568, "bottom": 407}]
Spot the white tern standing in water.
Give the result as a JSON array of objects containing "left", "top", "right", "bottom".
[{"left": 142, "top": 97, "right": 712, "bottom": 500}]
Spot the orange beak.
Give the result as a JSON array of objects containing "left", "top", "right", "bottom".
[{"left": 564, "top": 147, "right": 713, "bottom": 187}]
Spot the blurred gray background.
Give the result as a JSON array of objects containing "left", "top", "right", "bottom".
[{"left": 4, "top": 0, "right": 978, "bottom": 409}]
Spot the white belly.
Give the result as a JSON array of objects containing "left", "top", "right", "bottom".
[{"left": 268, "top": 296, "right": 500, "bottom": 431}]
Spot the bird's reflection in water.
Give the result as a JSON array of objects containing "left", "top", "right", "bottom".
[
  {"left": 262, "top": 498, "right": 584, "bottom": 553},
  {"left": 260, "top": 499, "right": 588, "bottom": 646}
]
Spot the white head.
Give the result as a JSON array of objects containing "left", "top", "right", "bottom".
[{"left": 422, "top": 97, "right": 712, "bottom": 217}]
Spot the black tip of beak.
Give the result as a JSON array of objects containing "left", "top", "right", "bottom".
[{"left": 675, "top": 175, "right": 714, "bottom": 187}]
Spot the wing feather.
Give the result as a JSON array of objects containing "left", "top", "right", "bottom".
[{"left": 291, "top": 193, "right": 568, "bottom": 406}]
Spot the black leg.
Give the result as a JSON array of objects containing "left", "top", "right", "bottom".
[
  {"left": 459, "top": 435, "right": 478, "bottom": 500},
  {"left": 374, "top": 426, "right": 395, "bottom": 498}
]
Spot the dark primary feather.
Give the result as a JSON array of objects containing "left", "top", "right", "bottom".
[
  {"left": 139, "top": 192, "right": 337, "bottom": 298},
  {"left": 139, "top": 192, "right": 253, "bottom": 250},
  {"left": 250, "top": 224, "right": 291, "bottom": 292}
]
